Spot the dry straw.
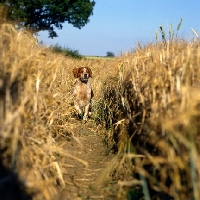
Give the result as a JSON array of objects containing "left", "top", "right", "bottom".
[
  {"left": 105, "top": 40, "right": 200, "bottom": 199},
  {"left": 0, "top": 24, "right": 96, "bottom": 199},
  {"left": 0, "top": 23, "right": 118, "bottom": 199},
  {"left": 1, "top": 23, "right": 200, "bottom": 200}
]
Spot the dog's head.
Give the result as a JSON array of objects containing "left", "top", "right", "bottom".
[{"left": 72, "top": 67, "right": 92, "bottom": 82}]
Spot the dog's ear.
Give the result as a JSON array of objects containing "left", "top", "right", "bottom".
[
  {"left": 72, "top": 68, "right": 79, "bottom": 78},
  {"left": 87, "top": 67, "right": 92, "bottom": 78}
]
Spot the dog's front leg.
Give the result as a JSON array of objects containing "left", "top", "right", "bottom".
[
  {"left": 83, "top": 104, "right": 90, "bottom": 121},
  {"left": 74, "top": 104, "right": 83, "bottom": 117}
]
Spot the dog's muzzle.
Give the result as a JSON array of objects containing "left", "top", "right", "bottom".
[{"left": 81, "top": 74, "right": 89, "bottom": 82}]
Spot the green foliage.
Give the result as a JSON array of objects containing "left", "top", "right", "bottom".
[
  {"left": 156, "top": 18, "right": 183, "bottom": 43},
  {"left": 1, "top": 0, "right": 95, "bottom": 38},
  {"left": 106, "top": 51, "right": 115, "bottom": 57},
  {"left": 51, "top": 44, "right": 82, "bottom": 59}
]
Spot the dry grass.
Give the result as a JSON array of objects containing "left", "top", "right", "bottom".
[
  {"left": 0, "top": 24, "right": 75, "bottom": 199},
  {"left": 104, "top": 41, "right": 200, "bottom": 199},
  {"left": 0, "top": 24, "right": 117, "bottom": 199},
  {"left": 1, "top": 23, "right": 200, "bottom": 200}
]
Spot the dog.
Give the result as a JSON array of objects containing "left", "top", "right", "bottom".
[{"left": 72, "top": 67, "right": 93, "bottom": 121}]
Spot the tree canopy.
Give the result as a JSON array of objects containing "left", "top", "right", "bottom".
[
  {"left": 1, "top": 0, "right": 95, "bottom": 38},
  {"left": 106, "top": 51, "right": 115, "bottom": 57}
]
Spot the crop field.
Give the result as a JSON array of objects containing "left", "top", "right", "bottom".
[
  {"left": 0, "top": 24, "right": 200, "bottom": 200},
  {"left": 84, "top": 56, "right": 114, "bottom": 60}
]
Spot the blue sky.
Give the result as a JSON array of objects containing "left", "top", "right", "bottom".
[{"left": 38, "top": 0, "right": 200, "bottom": 56}]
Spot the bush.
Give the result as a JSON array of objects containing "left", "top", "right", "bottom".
[
  {"left": 51, "top": 44, "right": 82, "bottom": 59},
  {"left": 106, "top": 51, "right": 115, "bottom": 57}
]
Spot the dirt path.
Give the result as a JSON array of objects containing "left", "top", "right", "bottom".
[{"left": 55, "top": 119, "right": 118, "bottom": 200}]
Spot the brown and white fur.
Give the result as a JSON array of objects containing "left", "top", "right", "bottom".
[{"left": 72, "top": 67, "right": 93, "bottom": 121}]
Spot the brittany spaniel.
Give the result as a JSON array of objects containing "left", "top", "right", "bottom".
[{"left": 72, "top": 67, "right": 93, "bottom": 121}]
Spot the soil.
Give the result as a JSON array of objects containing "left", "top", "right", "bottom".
[{"left": 55, "top": 119, "right": 119, "bottom": 200}]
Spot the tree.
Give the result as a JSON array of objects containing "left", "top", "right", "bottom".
[
  {"left": 1, "top": 0, "right": 95, "bottom": 38},
  {"left": 106, "top": 51, "right": 115, "bottom": 57}
]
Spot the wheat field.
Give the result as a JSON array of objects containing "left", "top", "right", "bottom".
[{"left": 0, "top": 24, "right": 200, "bottom": 200}]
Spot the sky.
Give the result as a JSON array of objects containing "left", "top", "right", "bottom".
[{"left": 38, "top": 0, "right": 200, "bottom": 56}]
